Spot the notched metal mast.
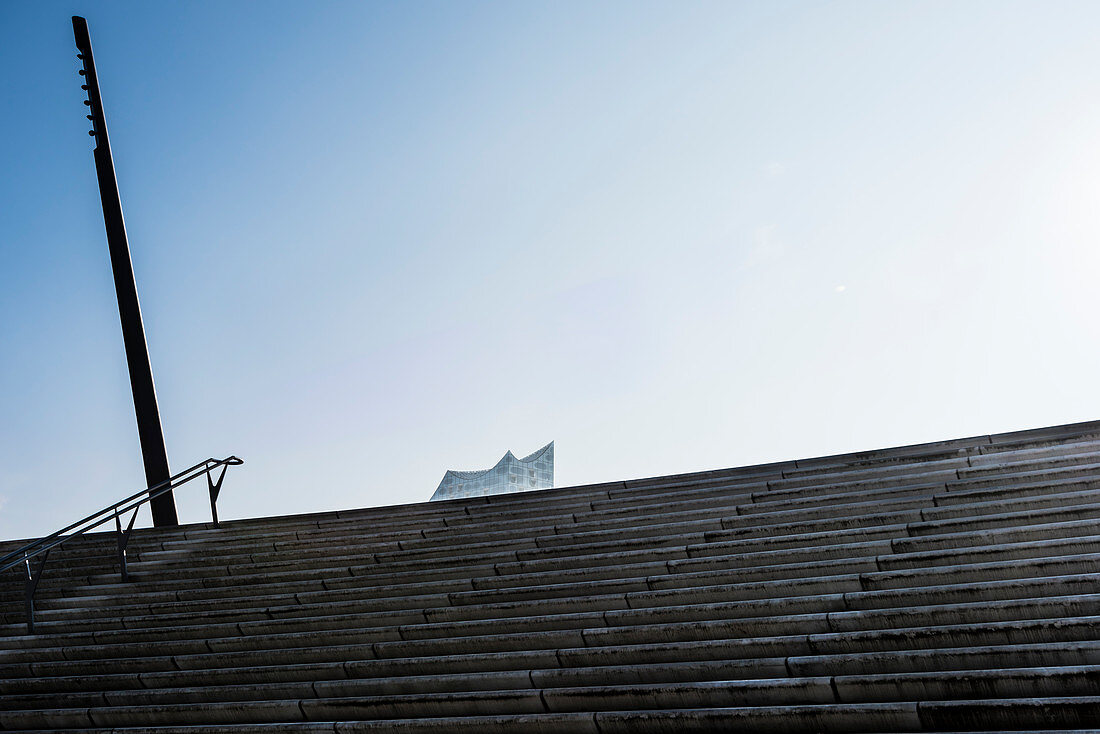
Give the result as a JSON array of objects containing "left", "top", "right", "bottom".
[{"left": 73, "top": 16, "right": 178, "bottom": 527}]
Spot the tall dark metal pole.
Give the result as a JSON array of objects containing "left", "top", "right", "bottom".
[{"left": 73, "top": 16, "right": 179, "bottom": 527}]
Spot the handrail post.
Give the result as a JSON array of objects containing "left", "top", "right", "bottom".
[
  {"left": 207, "top": 461, "right": 228, "bottom": 528},
  {"left": 23, "top": 555, "right": 34, "bottom": 635},
  {"left": 114, "top": 510, "right": 126, "bottom": 582},
  {"left": 23, "top": 549, "right": 51, "bottom": 635},
  {"left": 114, "top": 507, "right": 139, "bottom": 583}
]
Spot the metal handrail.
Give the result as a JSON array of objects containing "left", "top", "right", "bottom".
[{"left": 0, "top": 455, "right": 242, "bottom": 633}]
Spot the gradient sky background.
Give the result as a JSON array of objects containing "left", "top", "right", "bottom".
[{"left": 3, "top": 1, "right": 1100, "bottom": 540}]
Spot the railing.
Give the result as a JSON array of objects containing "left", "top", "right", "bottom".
[{"left": 0, "top": 456, "right": 242, "bottom": 634}]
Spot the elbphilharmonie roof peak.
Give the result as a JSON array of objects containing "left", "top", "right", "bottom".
[{"left": 430, "top": 441, "right": 554, "bottom": 501}]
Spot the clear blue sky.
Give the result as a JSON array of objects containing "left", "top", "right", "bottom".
[{"left": 3, "top": 1, "right": 1100, "bottom": 539}]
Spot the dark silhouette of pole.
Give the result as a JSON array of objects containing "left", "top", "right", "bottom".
[{"left": 73, "top": 16, "right": 178, "bottom": 527}]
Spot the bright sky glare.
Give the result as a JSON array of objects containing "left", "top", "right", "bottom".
[{"left": 3, "top": 1, "right": 1100, "bottom": 539}]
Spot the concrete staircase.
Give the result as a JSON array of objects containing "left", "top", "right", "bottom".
[{"left": 2, "top": 421, "right": 1100, "bottom": 732}]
